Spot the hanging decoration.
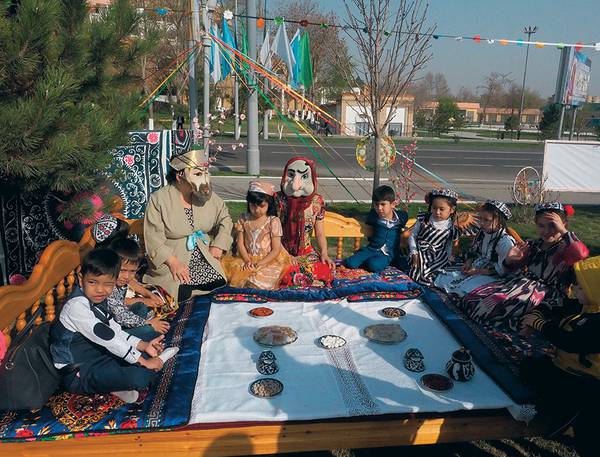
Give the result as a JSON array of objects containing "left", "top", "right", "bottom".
[
  {"left": 355, "top": 135, "right": 396, "bottom": 172},
  {"left": 257, "top": 17, "right": 265, "bottom": 28},
  {"left": 223, "top": 10, "right": 233, "bottom": 20}
]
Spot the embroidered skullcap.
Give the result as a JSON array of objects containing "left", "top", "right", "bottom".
[
  {"left": 170, "top": 145, "right": 210, "bottom": 171},
  {"left": 92, "top": 214, "right": 118, "bottom": 244},
  {"left": 431, "top": 188, "right": 458, "bottom": 201},
  {"left": 248, "top": 180, "right": 276, "bottom": 196},
  {"left": 485, "top": 200, "right": 512, "bottom": 220},
  {"left": 534, "top": 201, "right": 564, "bottom": 214}
]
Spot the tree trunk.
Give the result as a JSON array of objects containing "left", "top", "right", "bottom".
[{"left": 373, "top": 133, "right": 381, "bottom": 193}]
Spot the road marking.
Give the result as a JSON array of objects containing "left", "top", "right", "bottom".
[
  {"left": 431, "top": 163, "right": 493, "bottom": 167},
  {"left": 463, "top": 157, "right": 533, "bottom": 161},
  {"left": 452, "top": 178, "right": 513, "bottom": 183}
]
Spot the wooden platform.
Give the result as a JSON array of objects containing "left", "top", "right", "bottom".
[
  {"left": 0, "top": 212, "right": 545, "bottom": 456},
  {"left": 0, "top": 410, "right": 549, "bottom": 456}
]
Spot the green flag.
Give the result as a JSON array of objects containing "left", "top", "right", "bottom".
[
  {"left": 237, "top": 20, "right": 249, "bottom": 72},
  {"left": 299, "top": 31, "right": 313, "bottom": 89}
]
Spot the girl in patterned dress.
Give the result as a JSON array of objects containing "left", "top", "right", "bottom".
[
  {"left": 408, "top": 189, "right": 461, "bottom": 286},
  {"left": 461, "top": 202, "right": 588, "bottom": 331},
  {"left": 434, "top": 200, "right": 516, "bottom": 297},
  {"left": 222, "top": 181, "right": 291, "bottom": 290}
]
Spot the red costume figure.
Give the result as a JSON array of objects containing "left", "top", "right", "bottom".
[{"left": 275, "top": 157, "right": 335, "bottom": 287}]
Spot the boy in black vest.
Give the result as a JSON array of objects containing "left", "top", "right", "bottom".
[
  {"left": 343, "top": 185, "right": 408, "bottom": 273},
  {"left": 50, "top": 249, "right": 173, "bottom": 403}
]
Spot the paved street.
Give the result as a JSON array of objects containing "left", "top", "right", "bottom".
[{"left": 212, "top": 141, "right": 600, "bottom": 204}]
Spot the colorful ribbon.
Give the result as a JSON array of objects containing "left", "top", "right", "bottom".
[{"left": 186, "top": 230, "right": 210, "bottom": 250}]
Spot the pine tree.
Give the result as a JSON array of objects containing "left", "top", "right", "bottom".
[
  {"left": 0, "top": 0, "right": 156, "bottom": 199},
  {"left": 539, "top": 103, "right": 561, "bottom": 139}
]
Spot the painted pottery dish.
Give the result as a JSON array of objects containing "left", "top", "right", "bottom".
[
  {"left": 249, "top": 378, "right": 284, "bottom": 398},
  {"left": 363, "top": 324, "right": 407, "bottom": 344},
  {"left": 257, "top": 360, "right": 279, "bottom": 375},
  {"left": 249, "top": 307, "right": 274, "bottom": 318},
  {"left": 404, "top": 348, "right": 425, "bottom": 372},
  {"left": 380, "top": 307, "right": 406, "bottom": 318},
  {"left": 319, "top": 334, "right": 347, "bottom": 349},
  {"left": 258, "top": 350, "right": 276, "bottom": 364},
  {"left": 404, "top": 348, "right": 423, "bottom": 359},
  {"left": 420, "top": 374, "right": 454, "bottom": 392},
  {"left": 253, "top": 326, "right": 298, "bottom": 347}
]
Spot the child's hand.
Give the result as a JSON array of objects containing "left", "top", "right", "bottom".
[
  {"left": 410, "top": 253, "right": 420, "bottom": 269},
  {"left": 143, "top": 294, "right": 163, "bottom": 308},
  {"left": 461, "top": 259, "right": 473, "bottom": 273},
  {"left": 321, "top": 253, "right": 336, "bottom": 271},
  {"left": 290, "top": 257, "right": 298, "bottom": 266},
  {"left": 541, "top": 211, "right": 568, "bottom": 236},
  {"left": 505, "top": 243, "right": 528, "bottom": 265},
  {"left": 140, "top": 356, "right": 164, "bottom": 372},
  {"left": 148, "top": 317, "right": 170, "bottom": 334},
  {"left": 144, "top": 335, "right": 165, "bottom": 357},
  {"left": 242, "top": 261, "right": 256, "bottom": 271}
]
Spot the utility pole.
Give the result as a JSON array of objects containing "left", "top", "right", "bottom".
[
  {"left": 517, "top": 25, "right": 537, "bottom": 140},
  {"left": 262, "top": 0, "right": 269, "bottom": 141},
  {"left": 188, "top": 0, "right": 201, "bottom": 130},
  {"left": 247, "top": 0, "right": 260, "bottom": 175},
  {"left": 569, "top": 107, "right": 578, "bottom": 140},
  {"left": 202, "top": 1, "right": 216, "bottom": 150},
  {"left": 234, "top": 0, "right": 240, "bottom": 140}
]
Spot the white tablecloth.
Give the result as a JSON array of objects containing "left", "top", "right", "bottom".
[{"left": 189, "top": 299, "right": 527, "bottom": 424}]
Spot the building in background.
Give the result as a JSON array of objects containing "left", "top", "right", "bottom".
[{"left": 330, "top": 92, "right": 414, "bottom": 137}]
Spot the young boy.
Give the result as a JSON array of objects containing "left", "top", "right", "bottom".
[
  {"left": 107, "top": 237, "right": 170, "bottom": 341},
  {"left": 50, "top": 249, "right": 171, "bottom": 403},
  {"left": 343, "top": 185, "right": 408, "bottom": 273},
  {"left": 521, "top": 255, "right": 599, "bottom": 454}
]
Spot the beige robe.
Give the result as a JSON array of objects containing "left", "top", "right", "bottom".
[{"left": 143, "top": 184, "right": 233, "bottom": 298}]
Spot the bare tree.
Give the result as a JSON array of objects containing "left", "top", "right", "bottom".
[
  {"left": 339, "top": 0, "right": 434, "bottom": 191},
  {"left": 477, "top": 72, "right": 513, "bottom": 124},
  {"left": 456, "top": 86, "right": 478, "bottom": 102},
  {"left": 434, "top": 73, "right": 451, "bottom": 98}
]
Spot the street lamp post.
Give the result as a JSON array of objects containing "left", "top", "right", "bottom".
[{"left": 517, "top": 25, "right": 537, "bottom": 140}]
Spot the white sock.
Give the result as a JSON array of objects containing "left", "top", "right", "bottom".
[
  {"left": 158, "top": 347, "right": 179, "bottom": 364},
  {"left": 112, "top": 390, "right": 139, "bottom": 403}
]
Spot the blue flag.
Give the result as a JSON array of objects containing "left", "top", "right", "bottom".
[
  {"left": 289, "top": 29, "right": 301, "bottom": 89},
  {"left": 221, "top": 19, "right": 237, "bottom": 79}
]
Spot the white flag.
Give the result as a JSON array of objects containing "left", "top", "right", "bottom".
[
  {"left": 259, "top": 29, "right": 272, "bottom": 69},
  {"left": 272, "top": 22, "right": 296, "bottom": 80},
  {"left": 210, "top": 24, "right": 222, "bottom": 83}
]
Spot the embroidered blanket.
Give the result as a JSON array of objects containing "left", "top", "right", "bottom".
[
  {"left": 0, "top": 297, "right": 210, "bottom": 443},
  {"left": 212, "top": 266, "right": 423, "bottom": 303}
]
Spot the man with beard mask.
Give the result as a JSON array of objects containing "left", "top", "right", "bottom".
[{"left": 144, "top": 145, "right": 233, "bottom": 301}]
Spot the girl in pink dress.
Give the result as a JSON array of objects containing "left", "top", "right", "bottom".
[{"left": 222, "top": 181, "right": 291, "bottom": 290}]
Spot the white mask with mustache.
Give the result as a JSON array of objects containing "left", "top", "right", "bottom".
[{"left": 183, "top": 167, "right": 211, "bottom": 197}]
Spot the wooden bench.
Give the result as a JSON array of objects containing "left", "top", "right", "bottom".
[{"left": 0, "top": 212, "right": 545, "bottom": 456}]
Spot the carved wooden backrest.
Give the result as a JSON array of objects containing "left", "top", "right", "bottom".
[{"left": 0, "top": 241, "right": 80, "bottom": 348}]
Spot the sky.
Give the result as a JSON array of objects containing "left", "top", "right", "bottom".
[{"left": 318, "top": 0, "right": 600, "bottom": 99}]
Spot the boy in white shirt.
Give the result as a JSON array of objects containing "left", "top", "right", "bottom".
[{"left": 50, "top": 249, "right": 174, "bottom": 403}]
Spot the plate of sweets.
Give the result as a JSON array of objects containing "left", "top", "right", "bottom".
[
  {"left": 363, "top": 323, "right": 407, "bottom": 344},
  {"left": 249, "top": 307, "right": 274, "bottom": 318},
  {"left": 318, "top": 334, "right": 347, "bottom": 349},
  {"left": 253, "top": 326, "right": 298, "bottom": 347},
  {"left": 420, "top": 373, "right": 454, "bottom": 392},
  {"left": 249, "top": 378, "right": 284, "bottom": 398},
  {"left": 380, "top": 307, "right": 406, "bottom": 318}
]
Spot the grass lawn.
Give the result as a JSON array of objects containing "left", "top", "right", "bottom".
[{"left": 225, "top": 202, "right": 600, "bottom": 257}]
